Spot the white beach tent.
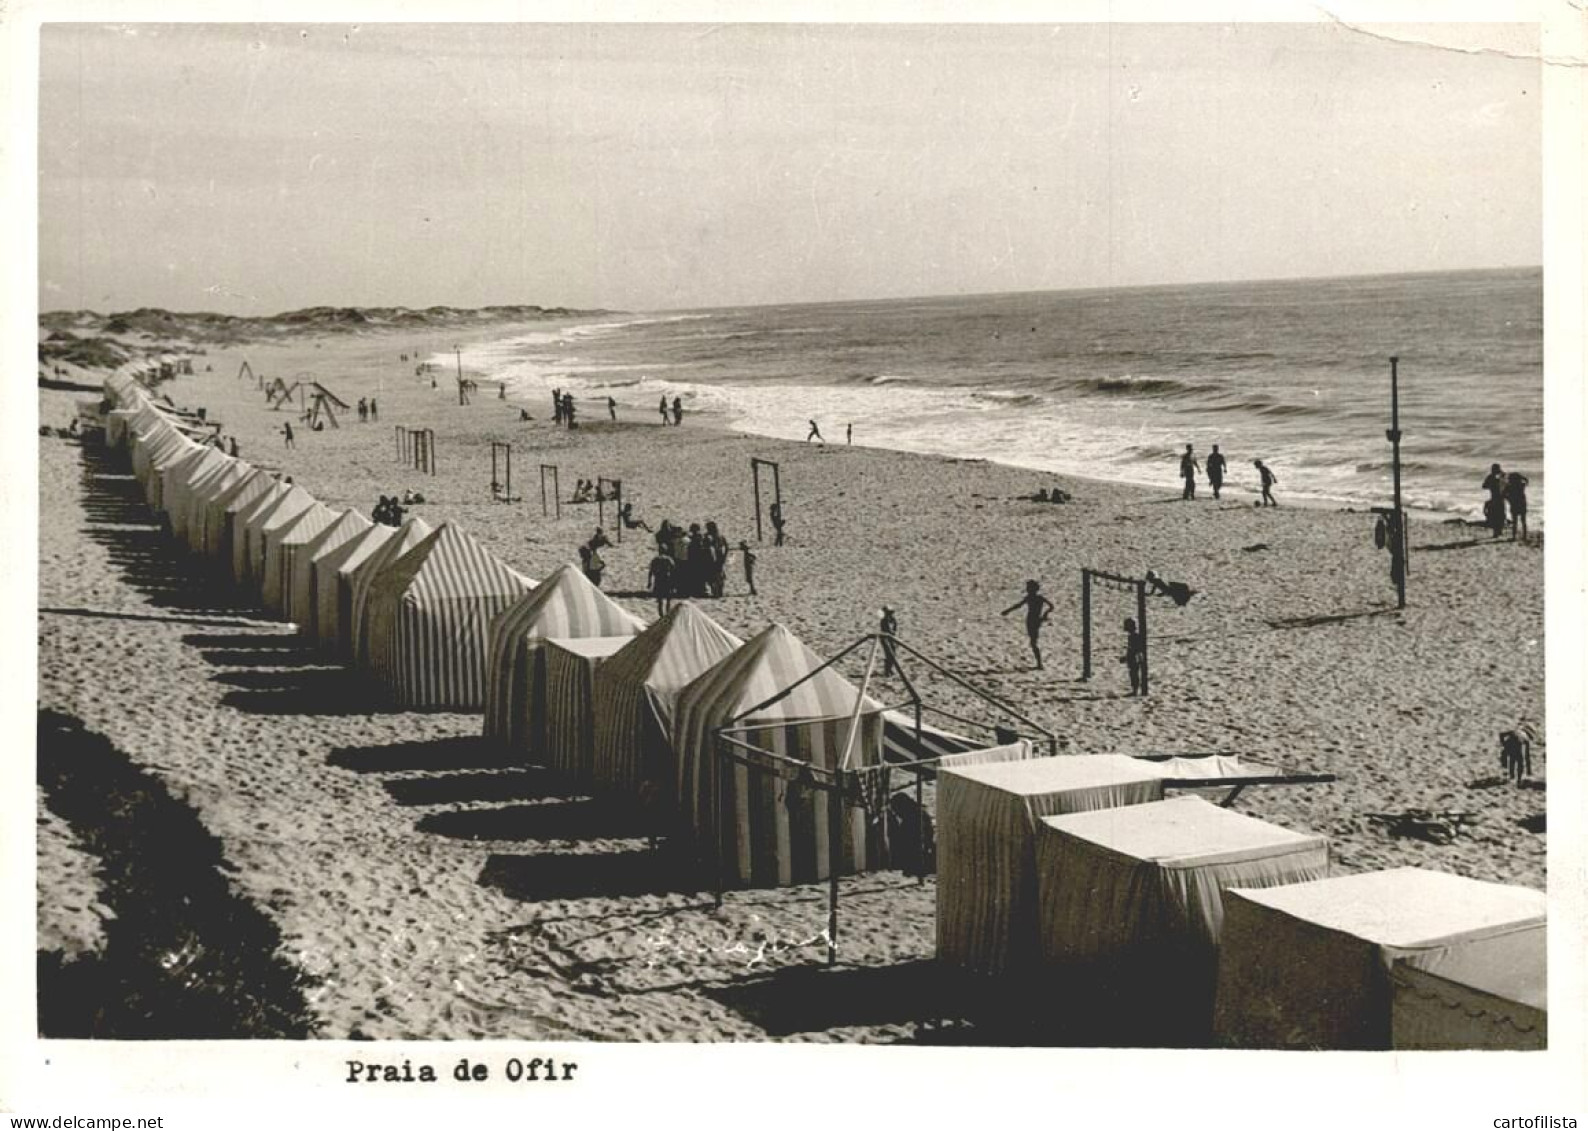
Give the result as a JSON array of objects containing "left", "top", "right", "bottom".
[
  {"left": 236, "top": 481, "right": 314, "bottom": 590},
  {"left": 206, "top": 469, "right": 278, "bottom": 562},
  {"left": 163, "top": 446, "right": 231, "bottom": 542},
  {"left": 289, "top": 508, "right": 372, "bottom": 630},
  {"left": 147, "top": 440, "right": 209, "bottom": 515},
  {"left": 184, "top": 459, "right": 254, "bottom": 556},
  {"left": 935, "top": 750, "right": 1168, "bottom": 977},
  {"left": 1034, "top": 795, "right": 1330, "bottom": 1043},
  {"left": 1390, "top": 949, "right": 1546, "bottom": 1050},
  {"left": 261, "top": 500, "right": 338, "bottom": 616},
  {"left": 542, "top": 636, "right": 634, "bottom": 786},
  {"left": 482, "top": 565, "right": 646, "bottom": 760},
  {"left": 362, "top": 523, "right": 535, "bottom": 709},
  {"left": 132, "top": 424, "right": 197, "bottom": 506},
  {"left": 1211, "top": 867, "right": 1546, "bottom": 1050},
  {"left": 310, "top": 521, "right": 396, "bottom": 652},
  {"left": 671, "top": 623, "right": 889, "bottom": 889},
  {"left": 345, "top": 516, "right": 434, "bottom": 666},
  {"left": 590, "top": 602, "right": 744, "bottom": 798}
]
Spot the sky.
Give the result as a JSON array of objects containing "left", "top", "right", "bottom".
[{"left": 36, "top": 21, "right": 1542, "bottom": 315}]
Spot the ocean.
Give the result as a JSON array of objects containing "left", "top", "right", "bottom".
[{"left": 451, "top": 268, "right": 1543, "bottom": 520}]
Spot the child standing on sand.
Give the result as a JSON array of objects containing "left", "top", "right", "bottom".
[
  {"left": 1122, "top": 617, "right": 1146, "bottom": 695},
  {"left": 1254, "top": 459, "right": 1278, "bottom": 506},
  {"left": 1001, "top": 579, "right": 1055, "bottom": 670},
  {"left": 739, "top": 541, "right": 757, "bottom": 596}
]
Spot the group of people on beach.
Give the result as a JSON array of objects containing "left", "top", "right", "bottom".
[
  {"left": 658, "top": 396, "right": 685, "bottom": 426},
  {"left": 356, "top": 397, "right": 378, "bottom": 423},
  {"left": 1178, "top": 443, "right": 1276, "bottom": 505},
  {"left": 372, "top": 494, "right": 413, "bottom": 526},
  {"left": 645, "top": 520, "right": 754, "bottom": 613},
  {"left": 1481, "top": 464, "right": 1530, "bottom": 542},
  {"left": 551, "top": 389, "right": 578, "bottom": 428}
]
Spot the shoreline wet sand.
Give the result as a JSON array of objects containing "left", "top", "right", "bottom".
[{"left": 36, "top": 322, "right": 1546, "bottom": 1041}]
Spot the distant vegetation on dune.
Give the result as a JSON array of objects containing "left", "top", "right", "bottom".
[{"left": 39, "top": 302, "right": 612, "bottom": 350}]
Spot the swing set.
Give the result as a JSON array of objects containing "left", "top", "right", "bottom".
[{"left": 1079, "top": 568, "right": 1150, "bottom": 694}]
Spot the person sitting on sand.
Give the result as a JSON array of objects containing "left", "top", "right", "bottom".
[
  {"left": 1122, "top": 617, "right": 1146, "bottom": 695},
  {"left": 1207, "top": 444, "right": 1227, "bottom": 500},
  {"left": 1001, "top": 579, "right": 1055, "bottom": 670},
  {"left": 1034, "top": 488, "right": 1050, "bottom": 502},
  {"left": 739, "top": 540, "right": 757, "bottom": 596},
  {"left": 620, "top": 501, "right": 652, "bottom": 532},
  {"left": 520, "top": 408, "right": 532, "bottom": 421},
  {"left": 806, "top": 419, "right": 825, "bottom": 444},
  {"left": 1049, "top": 486, "right": 1071, "bottom": 503},
  {"left": 647, "top": 547, "right": 675, "bottom": 616},
  {"left": 402, "top": 488, "right": 425, "bottom": 505},
  {"left": 1145, "top": 569, "right": 1195, "bottom": 607},
  {"left": 1504, "top": 471, "right": 1530, "bottom": 542},
  {"left": 571, "top": 479, "right": 593, "bottom": 504},
  {"left": 1254, "top": 459, "right": 1278, "bottom": 506}
]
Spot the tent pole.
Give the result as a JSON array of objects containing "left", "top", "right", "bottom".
[
  {"left": 888, "top": 637, "right": 1058, "bottom": 748},
  {"left": 828, "top": 637, "right": 878, "bottom": 969},
  {"left": 726, "top": 634, "right": 871, "bottom": 725}
]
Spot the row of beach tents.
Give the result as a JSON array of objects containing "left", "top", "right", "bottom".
[
  {"left": 103, "top": 371, "right": 900, "bottom": 890},
  {"left": 97, "top": 372, "right": 1548, "bottom": 1050}
]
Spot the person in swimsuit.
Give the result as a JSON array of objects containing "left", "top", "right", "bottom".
[{"left": 1001, "top": 579, "right": 1056, "bottom": 670}]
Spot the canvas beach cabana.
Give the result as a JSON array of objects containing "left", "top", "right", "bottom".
[
  {"left": 289, "top": 508, "right": 372, "bottom": 630},
  {"left": 361, "top": 523, "right": 535, "bottom": 709},
  {"left": 483, "top": 565, "right": 645, "bottom": 761},
  {"left": 344, "top": 515, "right": 434, "bottom": 665},
  {"left": 236, "top": 481, "right": 315, "bottom": 591},
  {"left": 1212, "top": 867, "right": 1546, "bottom": 1050},
  {"left": 935, "top": 751, "right": 1169, "bottom": 978},
  {"left": 542, "top": 636, "right": 634, "bottom": 786},
  {"left": 1389, "top": 951, "right": 1546, "bottom": 1051},
  {"left": 183, "top": 458, "right": 253, "bottom": 556},
  {"left": 1034, "top": 795, "right": 1330, "bottom": 1044},
  {"left": 309, "top": 521, "right": 397, "bottom": 652},
  {"left": 261, "top": 500, "right": 338, "bottom": 616},
  {"left": 672, "top": 624, "right": 893, "bottom": 892},
  {"left": 590, "top": 602, "right": 744, "bottom": 798}
]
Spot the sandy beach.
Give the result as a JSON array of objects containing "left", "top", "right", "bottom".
[{"left": 35, "top": 321, "right": 1546, "bottom": 1042}]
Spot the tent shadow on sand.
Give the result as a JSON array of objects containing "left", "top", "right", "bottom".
[
  {"left": 479, "top": 847, "right": 701, "bottom": 902},
  {"left": 327, "top": 734, "right": 522, "bottom": 775},
  {"left": 418, "top": 797, "right": 653, "bottom": 842}
]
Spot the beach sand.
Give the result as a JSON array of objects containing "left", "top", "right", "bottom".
[{"left": 36, "top": 323, "right": 1546, "bottom": 1041}]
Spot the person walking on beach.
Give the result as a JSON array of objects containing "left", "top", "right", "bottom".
[
  {"left": 1254, "top": 459, "right": 1278, "bottom": 506},
  {"left": 369, "top": 398, "right": 377, "bottom": 422},
  {"left": 563, "top": 393, "right": 577, "bottom": 428},
  {"left": 1504, "top": 471, "right": 1530, "bottom": 542},
  {"left": 1482, "top": 464, "right": 1508, "bottom": 538},
  {"left": 769, "top": 501, "right": 786, "bottom": 546},
  {"left": 647, "top": 547, "right": 675, "bottom": 616},
  {"left": 806, "top": 419, "right": 825, "bottom": 444},
  {"left": 1122, "top": 617, "right": 1146, "bottom": 695},
  {"left": 879, "top": 606, "right": 899, "bottom": 675},
  {"left": 1206, "top": 444, "right": 1227, "bottom": 500},
  {"left": 552, "top": 388, "right": 563, "bottom": 425},
  {"left": 738, "top": 540, "right": 757, "bottom": 596},
  {"left": 607, "top": 396, "right": 617, "bottom": 421},
  {"left": 847, "top": 423, "right": 853, "bottom": 446},
  {"left": 659, "top": 395, "right": 670, "bottom": 425},
  {"left": 1002, "top": 579, "right": 1055, "bottom": 670},
  {"left": 282, "top": 421, "right": 295, "bottom": 449},
  {"left": 357, "top": 397, "right": 368, "bottom": 423},
  {"left": 1179, "top": 444, "right": 1200, "bottom": 500},
  {"left": 671, "top": 396, "right": 684, "bottom": 426}
]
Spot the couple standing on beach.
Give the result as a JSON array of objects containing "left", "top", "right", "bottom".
[
  {"left": 1181, "top": 443, "right": 1277, "bottom": 505},
  {"left": 1481, "top": 464, "right": 1530, "bottom": 541}
]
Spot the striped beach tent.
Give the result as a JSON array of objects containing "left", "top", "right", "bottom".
[
  {"left": 206, "top": 469, "right": 278, "bottom": 562},
  {"left": 147, "top": 439, "right": 208, "bottom": 514},
  {"left": 483, "top": 564, "right": 646, "bottom": 761},
  {"left": 671, "top": 624, "right": 889, "bottom": 889},
  {"left": 184, "top": 458, "right": 253, "bottom": 555},
  {"left": 228, "top": 479, "right": 290, "bottom": 581},
  {"left": 163, "top": 446, "right": 231, "bottom": 541},
  {"left": 362, "top": 523, "right": 536, "bottom": 709},
  {"left": 261, "top": 500, "right": 337, "bottom": 616},
  {"left": 345, "top": 516, "right": 434, "bottom": 666},
  {"left": 310, "top": 521, "right": 397, "bottom": 652},
  {"left": 132, "top": 424, "right": 197, "bottom": 505},
  {"left": 542, "top": 637, "right": 634, "bottom": 786},
  {"left": 590, "top": 602, "right": 744, "bottom": 798},
  {"left": 289, "top": 509, "right": 372, "bottom": 630},
  {"left": 236, "top": 482, "right": 314, "bottom": 590}
]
